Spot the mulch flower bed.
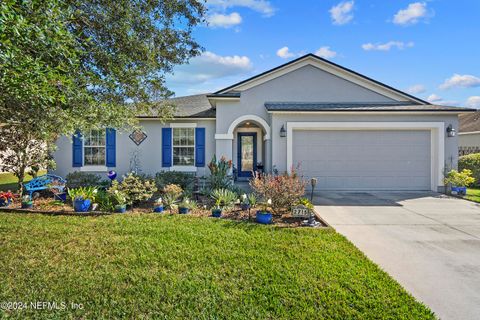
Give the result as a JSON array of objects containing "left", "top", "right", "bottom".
[{"left": 0, "top": 197, "right": 328, "bottom": 228}]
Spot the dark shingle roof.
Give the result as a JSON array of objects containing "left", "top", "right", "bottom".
[
  {"left": 265, "top": 102, "right": 475, "bottom": 112},
  {"left": 138, "top": 94, "right": 215, "bottom": 118},
  {"left": 459, "top": 111, "right": 480, "bottom": 132}
]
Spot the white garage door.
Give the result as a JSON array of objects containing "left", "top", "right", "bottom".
[{"left": 293, "top": 130, "right": 431, "bottom": 191}]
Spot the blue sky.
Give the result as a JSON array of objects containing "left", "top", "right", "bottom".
[{"left": 165, "top": 0, "right": 480, "bottom": 108}]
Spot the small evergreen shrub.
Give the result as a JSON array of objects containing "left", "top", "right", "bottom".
[
  {"left": 109, "top": 173, "right": 157, "bottom": 205},
  {"left": 66, "top": 171, "right": 107, "bottom": 189},
  {"left": 459, "top": 153, "right": 480, "bottom": 186},
  {"left": 155, "top": 171, "right": 194, "bottom": 191}
]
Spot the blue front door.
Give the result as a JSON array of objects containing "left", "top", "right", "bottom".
[{"left": 237, "top": 132, "right": 257, "bottom": 177}]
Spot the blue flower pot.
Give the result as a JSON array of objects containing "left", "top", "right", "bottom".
[
  {"left": 73, "top": 199, "right": 91, "bottom": 212},
  {"left": 0, "top": 198, "right": 12, "bottom": 207},
  {"left": 211, "top": 208, "right": 222, "bottom": 217},
  {"left": 256, "top": 211, "right": 273, "bottom": 224},
  {"left": 115, "top": 204, "right": 127, "bottom": 213},
  {"left": 179, "top": 207, "right": 190, "bottom": 214},
  {"left": 452, "top": 186, "right": 467, "bottom": 195},
  {"left": 55, "top": 193, "right": 67, "bottom": 202},
  {"left": 21, "top": 202, "right": 33, "bottom": 209},
  {"left": 153, "top": 205, "right": 164, "bottom": 213}
]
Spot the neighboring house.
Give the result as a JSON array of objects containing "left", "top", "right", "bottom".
[
  {"left": 458, "top": 111, "right": 480, "bottom": 156},
  {"left": 53, "top": 54, "right": 474, "bottom": 192}
]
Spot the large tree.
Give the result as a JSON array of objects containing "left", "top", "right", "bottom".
[
  {"left": 1, "top": 0, "right": 205, "bottom": 135},
  {"left": 0, "top": 0, "right": 206, "bottom": 188}
]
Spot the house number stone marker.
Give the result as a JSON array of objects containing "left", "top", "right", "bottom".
[{"left": 292, "top": 205, "right": 310, "bottom": 218}]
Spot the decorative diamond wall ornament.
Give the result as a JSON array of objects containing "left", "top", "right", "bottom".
[{"left": 129, "top": 130, "right": 147, "bottom": 146}]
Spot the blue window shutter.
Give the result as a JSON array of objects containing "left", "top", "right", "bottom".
[
  {"left": 106, "top": 128, "right": 116, "bottom": 167},
  {"left": 72, "top": 131, "right": 83, "bottom": 167},
  {"left": 195, "top": 128, "right": 206, "bottom": 167},
  {"left": 162, "top": 128, "right": 172, "bottom": 167}
]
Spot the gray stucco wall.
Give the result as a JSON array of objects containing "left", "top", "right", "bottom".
[
  {"left": 271, "top": 113, "right": 459, "bottom": 175},
  {"left": 53, "top": 119, "right": 216, "bottom": 178},
  {"left": 215, "top": 64, "right": 395, "bottom": 134},
  {"left": 459, "top": 133, "right": 480, "bottom": 148}
]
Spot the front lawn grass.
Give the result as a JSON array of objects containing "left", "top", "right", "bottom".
[
  {"left": 464, "top": 188, "right": 480, "bottom": 203},
  {"left": 0, "top": 213, "right": 434, "bottom": 319}
]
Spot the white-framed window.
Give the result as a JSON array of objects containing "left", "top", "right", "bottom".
[
  {"left": 83, "top": 129, "right": 106, "bottom": 166},
  {"left": 172, "top": 127, "right": 195, "bottom": 166}
]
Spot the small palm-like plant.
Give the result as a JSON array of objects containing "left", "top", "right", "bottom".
[{"left": 211, "top": 188, "right": 237, "bottom": 210}]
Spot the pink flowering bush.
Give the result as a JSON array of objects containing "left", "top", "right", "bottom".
[{"left": 249, "top": 168, "right": 306, "bottom": 213}]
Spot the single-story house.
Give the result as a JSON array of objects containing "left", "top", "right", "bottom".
[
  {"left": 53, "top": 54, "right": 474, "bottom": 192},
  {"left": 459, "top": 111, "right": 480, "bottom": 155}
]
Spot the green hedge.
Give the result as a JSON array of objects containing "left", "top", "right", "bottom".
[{"left": 459, "top": 153, "right": 480, "bottom": 186}]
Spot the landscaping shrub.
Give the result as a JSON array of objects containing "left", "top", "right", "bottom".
[
  {"left": 109, "top": 173, "right": 157, "bottom": 205},
  {"left": 162, "top": 184, "right": 183, "bottom": 209},
  {"left": 207, "top": 155, "right": 233, "bottom": 190},
  {"left": 443, "top": 169, "right": 475, "bottom": 187},
  {"left": 211, "top": 188, "right": 237, "bottom": 209},
  {"left": 155, "top": 171, "right": 195, "bottom": 192},
  {"left": 66, "top": 171, "right": 108, "bottom": 189},
  {"left": 250, "top": 170, "right": 306, "bottom": 213},
  {"left": 459, "top": 153, "right": 480, "bottom": 186}
]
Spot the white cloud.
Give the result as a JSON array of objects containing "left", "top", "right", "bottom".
[
  {"left": 466, "top": 96, "right": 480, "bottom": 108},
  {"left": 393, "top": 2, "right": 431, "bottom": 26},
  {"left": 406, "top": 84, "right": 426, "bottom": 94},
  {"left": 315, "top": 46, "right": 337, "bottom": 59},
  {"left": 276, "top": 46, "right": 297, "bottom": 59},
  {"left": 362, "top": 41, "right": 414, "bottom": 51},
  {"left": 426, "top": 93, "right": 457, "bottom": 106},
  {"left": 206, "top": 0, "right": 275, "bottom": 17},
  {"left": 167, "top": 51, "right": 252, "bottom": 85},
  {"left": 329, "top": 1, "right": 354, "bottom": 25},
  {"left": 439, "top": 74, "right": 480, "bottom": 90},
  {"left": 207, "top": 12, "right": 242, "bottom": 28}
]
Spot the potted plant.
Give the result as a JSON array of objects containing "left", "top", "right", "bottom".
[
  {"left": 210, "top": 189, "right": 226, "bottom": 217},
  {"left": 256, "top": 199, "right": 273, "bottom": 224},
  {"left": 112, "top": 190, "right": 127, "bottom": 213},
  {"left": 178, "top": 198, "right": 195, "bottom": 214},
  {"left": 444, "top": 169, "right": 475, "bottom": 195},
  {"left": 0, "top": 191, "right": 14, "bottom": 207},
  {"left": 68, "top": 187, "right": 96, "bottom": 212},
  {"left": 153, "top": 197, "right": 164, "bottom": 213},
  {"left": 21, "top": 195, "right": 33, "bottom": 209}
]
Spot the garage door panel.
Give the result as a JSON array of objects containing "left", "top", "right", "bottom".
[{"left": 293, "top": 130, "right": 431, "bottom": 191}]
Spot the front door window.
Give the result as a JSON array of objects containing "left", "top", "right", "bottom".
[
  {"left": 237, "top": 133, "right": 257, "bottom": 177},
  {"left": 241, "top": 135, "right": 254, "bottom": 172}
]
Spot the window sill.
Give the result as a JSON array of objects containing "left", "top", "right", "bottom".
[
  {"left": 80, "top": 166, "right": 108, "bottom": 172},
  {"left": 171, "top": 166, "right": 197, "bottom": 172}
]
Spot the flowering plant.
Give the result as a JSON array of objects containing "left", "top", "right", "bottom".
[
  {"left": 250, "top": 167, "right": 306, "bottom": 213},
  {"left": 0, "top": 191, "right": 14, "bottom": 202},
  {"left": 155, "top": 197, "right": 163, "bottom": 205},
  {"left": 208, "top": 155, "right": 233, "bottom": 189}
]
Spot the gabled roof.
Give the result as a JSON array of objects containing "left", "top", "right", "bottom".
[
  {"left": 137, "top": 94, "right": 215, "bottom": 118},
  {"left": 459, "top": 111, "right": 480, "bottom": 132},
  {"left": 214, "top": 53, "right": 429, "bottom": 104},
  {"left": 265, "top": 102, "right": 474, "bottom": 112}
]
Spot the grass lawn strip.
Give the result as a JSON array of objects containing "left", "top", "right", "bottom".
[{"left": 0, "top": 213, "right": 434, "bottom": 319}]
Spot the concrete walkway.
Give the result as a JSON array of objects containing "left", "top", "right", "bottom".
[{"left": 315, "top": 192, "right": 480, "bottom": 320}]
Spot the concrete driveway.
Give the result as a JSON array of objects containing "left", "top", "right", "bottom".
[{"left": 314, "top": 192, "right": 480, "bottom": 320}]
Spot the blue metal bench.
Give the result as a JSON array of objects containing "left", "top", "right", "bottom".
[{"left": 24, "top": 174, "right": 67, "bottom": 197}]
